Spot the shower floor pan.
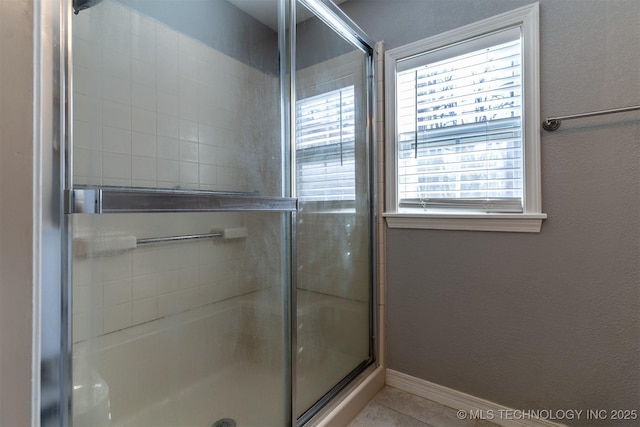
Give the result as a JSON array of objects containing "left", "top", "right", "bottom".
[{"left": 73, "top": 290, "right": 368, "bottom": 427}]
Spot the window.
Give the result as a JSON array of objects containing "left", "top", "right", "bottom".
[
  {"left": 296, "top": 85, "right": 355, "bottom": 204},
  {"left": 384, "top": 3, "right": 546, "bottom": 232}
]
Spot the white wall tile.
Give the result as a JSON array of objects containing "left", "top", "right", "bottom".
[
  {"left": 179, "top": 141, "right": 198, "bottom": 163},
  {"left": 132, "top": 107, "right": 157, "bottom": 135},
  {"left": 198, "top": 123, "right": 216, "bottom": 146},
  {"left": 132, "top": 298, "right": 157, "bottom": 325},
  {"left": 132, "top": 58, "right": 156, "bottom": 87},
  {"left": 132, "top": 274, "right": 157, "bottom": 300},
  {"left": 157, "top": 270, "right": 180, "bottom": 295},
  {"left": 179, "top": 288, "right": 200, "bottom": 310},
  {"left": 131, "top": 10, "right": 156, "bottom": 36},
  {"left": 157, "top": 158, "right": 179, "bottom": 184},
  {"left": 196, "top": 102, "right": 217, "bottom": 127},
  {"left": 102, "top": 46, "right": 131, "bottom": 77},
  {"left": 73, "top": 312, "right": 89, "bottom": 343},
  {"left": 179, "top": 119, "right": 198, "bottom": 142},
  {"left": 179, "top": 78, "right": 199, "bottom": 122},
  {"left": 178, "top": 34, "right": 199, "bottom": 59},
  {"left": 132, "top": 156, "right": 156, "bottom": 181},
  {"left": 74, "top": 148, "right": 102, "bottom": 179},
  {"left": 73, "top": 257, "right": 103, "bottom": 286},
  {"left": 179, "top": 267, "right": 199, "bottom": 290},
  {"left": 156, "top": 54, "right": 179, "bottom": 93},
  {"left": 157, "top": 114, "right": 180, "bottom": 138},
  {"left": 156, "top": 25, "right": 178, "bottom": 55},
  {"left": 198, "top": 262, "right": 217, "bottom": 286},
  {"left": 74, "top": 93, "right": 101, "bottom": 124},
  {"left": 103, "top": 127, "right": 131, "bottom": 154},
  {"left": 198, "top": 144, "right": 216, "bottom": 165},
  {"left": 157, "top": 292, "right": 180, "bottom": 317},
  {"left": 132, "top": 33, "right": 156, "bottom": 63},
  {"left": 156, "top": 246, "right": 181, "bottom": 271},
  {"left": 74, "top": 65, "right": 102, "bottom": 96},
  {"left": 132, "top": 84, "right": 157, "bottom": 111},
  {"left": 102, "top": 73, "right": 131, "bottom": 105},
  {"left": 72, "top": 7, "right": 101, "bottom": 42},
  {"left": 73, "top": 286, "right": 90, "bottom": 315},
  {"left": 132, "top": 131, "right": 156, "bottom": 157},
  {"left": 132, "top": 250, "right": 157, "bottom": 277},
  {"left": 103, "top": 303, "right": 132, "bottom": 334},
  {"left": 74, "top": 120, "right": 102, "bottom": 151},
  {"left": 157, "top": 90, "right": 179, "bottom": 117},
  {"left": 102, "top": 101, "right": 131, "bottom": 130},
  {"left": 198, "top": 285, "right": 217, "bottom": 305},
  {"left": 103, "top": 278, "right": 132, "bottom": 307},
  {"left": 101, "top": 1, "right": 132, "bottom": 30},
  {"left": 157, "top": 136, "right": 179, "bottom": 159},
  {"left": 199, "top": 164, "right": 217, "bottom": 186},
  {"left": 179, "top": 55, "right": 198, "bottom": 81},
  {"left": 101, "top": 252, "right": 132, "bottom": 282},
  {"left": 102, "top": 23, "right": 131, "bottom": 56},
  {"left": 178, "top": 243, "right": 199, "bottom": 267},
  {"left": 179, "top": 162, "right": 199, "bottom": 184},
  {"left": 73, "top": 37, "right": 102, "bottom": 69},
  {"left": 132, "top": 179, "right": 156, "bottom": 188}
]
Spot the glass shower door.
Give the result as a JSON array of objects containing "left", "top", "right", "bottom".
[
  {"left": 69, "top": 1, "right": 292, "bottom": 426},
  {"left": 293, "top": 0, "right": 374, "bottom": 420}
]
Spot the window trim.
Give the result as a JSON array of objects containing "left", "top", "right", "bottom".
[{"left": 384, "top": 3, "right": 546, "bottom": 232}]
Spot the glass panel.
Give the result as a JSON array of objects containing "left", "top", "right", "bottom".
[
  {"left": 71, "top": 212, "right": 290, "bottom": 427},
  {"left": 71, "top": 0, "right": 281, "bottom": 196},
  {"left": 70, "top": 1, "right": 290, "bottom": 426},
  {"left": 294, "top": 1, "right": 372, "bottom": 417}
]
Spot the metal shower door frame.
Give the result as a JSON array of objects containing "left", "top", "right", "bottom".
[{"left": 290, "top": 1, "right": 377, "bottom": 425}]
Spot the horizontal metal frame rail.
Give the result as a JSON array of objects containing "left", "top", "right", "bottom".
[
  {"left": 136, "top": 232, "right": 223, "bottom": 245},
  {"left": 542, "top": 104, "right": 640, "bottom": 131},
  {"left": 66, "top": 186, "right": 298, "bottom": 214}
]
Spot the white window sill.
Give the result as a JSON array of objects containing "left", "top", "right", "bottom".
[{"left": 383, "top": 212, "right": 547, "bottom": 233}]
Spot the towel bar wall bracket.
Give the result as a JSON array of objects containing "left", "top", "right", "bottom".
[{"left": 542, "top": 104, "right": 640, "bottom": 131}]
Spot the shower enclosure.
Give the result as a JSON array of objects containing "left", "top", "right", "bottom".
[{"left": 40, "top": 0, "right": 376, "bottom": 426}]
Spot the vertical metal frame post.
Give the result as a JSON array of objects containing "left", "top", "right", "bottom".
[
  {"left": 292, "top": 1, "right": 377, "bottom": 425},
  {"left": 36, "top": 0, "right": 71, "bottom": 425}
]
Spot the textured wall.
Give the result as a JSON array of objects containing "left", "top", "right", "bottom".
[
  {"left": 0, "top": 1, "right": 34, "bottom": 425},
  {"left": 341, "top": 0, "right": 640, "bottom": 425}
]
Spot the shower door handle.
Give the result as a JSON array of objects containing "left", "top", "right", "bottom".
[{"left": 65, "top": 187, "right": 298, "bottom": 214}]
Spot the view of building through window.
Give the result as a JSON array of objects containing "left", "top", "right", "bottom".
[{"left": 396, "top": 33, "right": 523, "bottom": 212}]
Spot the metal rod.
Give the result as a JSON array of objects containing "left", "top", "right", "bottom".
[
  {"left": 136, "top": 232, "right": 223, "bottom": 246},
  {"left": 542, "top": 104, "right": 640, "bottom": 131}
]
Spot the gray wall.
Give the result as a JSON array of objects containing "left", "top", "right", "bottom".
[
  {"left": 0, "top": 1, "right": 35, "bottom": 425},
  {"left": 340, "top": 0, "right": 640, "bottom": 425}
]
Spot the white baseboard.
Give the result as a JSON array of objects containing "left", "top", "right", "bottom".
[{"left": 386, "top": 369, "right": 566, "bottom": 427}]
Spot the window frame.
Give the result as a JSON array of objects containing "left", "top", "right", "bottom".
[{"left": 384, "top": 3, "right": 546, "bottom": 232}]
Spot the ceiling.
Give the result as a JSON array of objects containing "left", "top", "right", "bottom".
[{"left": 227, "top": 0, "right": 348, "bottom": 30}]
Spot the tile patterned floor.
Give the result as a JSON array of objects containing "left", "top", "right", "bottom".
[{"left": 348, "top": 386, "right": 501, "bottom": 427}]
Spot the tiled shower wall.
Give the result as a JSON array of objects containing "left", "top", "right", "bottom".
[
  {"left": 72, "top": 212, "right": 285, "bottom": 343},
  {"left": 72, "top": 0, "right": 279, "bottom": 193},
  {"left": 71, "top": 0, "right": 282, "bottom": 343}
]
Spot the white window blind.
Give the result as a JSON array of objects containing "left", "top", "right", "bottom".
[
  {"left": 296, "top": 85, "right": 355, "bottom": 202},
  {"left": 396, "top": 28, "right": 523, "bottom": 213}
]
